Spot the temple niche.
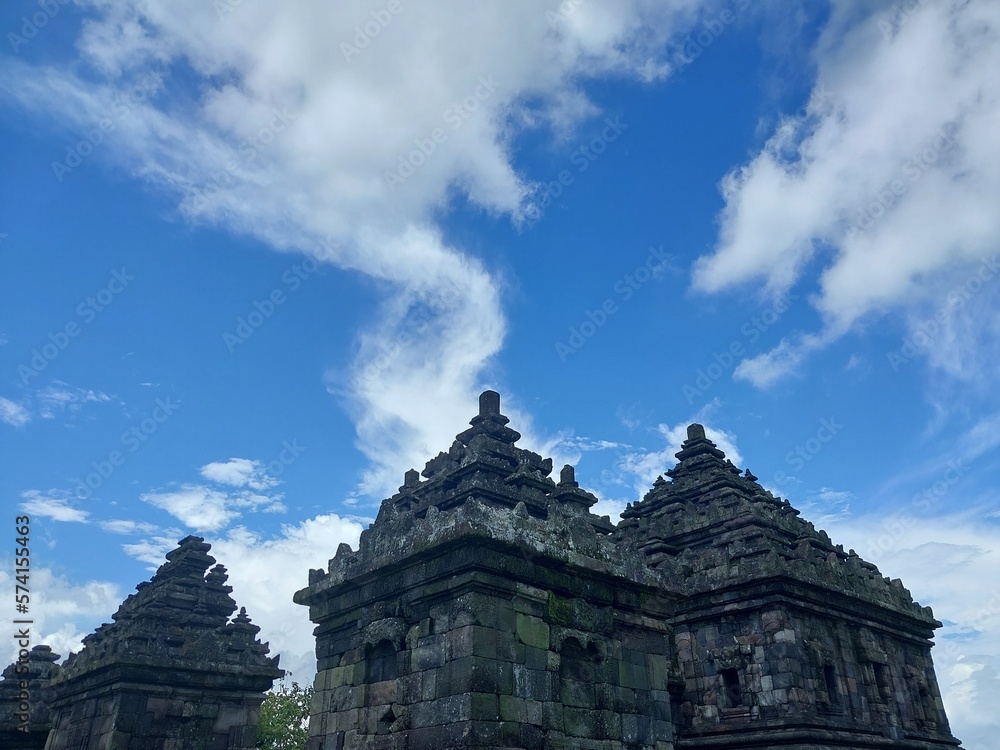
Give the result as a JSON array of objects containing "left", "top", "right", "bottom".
[{"left": 296, "top": 391, "right": 962, "bottom": 750}]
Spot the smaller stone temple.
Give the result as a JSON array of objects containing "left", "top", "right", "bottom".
[
  {"left": 0, "top": 645, "right": 60, "bottom": 749},
  {"left": 37, "top": 536, "right": 282, "bottom": 749}
]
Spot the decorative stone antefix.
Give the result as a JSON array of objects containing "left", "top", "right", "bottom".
[
  {"left": 619, "top": 424, "right": 962, "bottom": 749},
  {"left": 0, "top": 645, "right": 60, "bottom": 749},
  {"left": 296, "top": 391, "right": 683, "bottom": 750},
  {"left": 45, "top": 536, "right": 283, "bottom": 750}
]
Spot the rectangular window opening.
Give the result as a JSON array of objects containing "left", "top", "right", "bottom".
[
  {"left": 874, "top": 663, "right": 888, "bottom": 689},
  {"left": 721, "top": 668, "right": 742, "bottom": 707},
  {"left": 824, "top": 664, "right": 841, "bottom": 706},
  {"left": 873, "top": 662, "right": 891, "bottom": 701}
]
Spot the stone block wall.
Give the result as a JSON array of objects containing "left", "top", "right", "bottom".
[
  {"left": 45, "top": 680, "right": 264, "bottom": 750},
  {"left": 672, "top": 597, "right": 955, "bottom": 748},
  {"left": 301, "top": 531, "right": 678, "bottom": 750}
]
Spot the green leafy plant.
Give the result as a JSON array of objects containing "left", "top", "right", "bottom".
[{"left": 256, "top": 679, "right": 313, "bottom": 750}]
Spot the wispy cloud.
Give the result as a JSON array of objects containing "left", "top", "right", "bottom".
[
  {"left": 0, "top": 396, "right": 31, "bottom": 427},
  {"left": 36, "top": 383, "right": 112, "bottom": 419},
  {"left": 1, "top": 383, "right": 116, "bottom": 426},
  {"left": 0, "top": 566, "right": 122, "bottom": 666},
  {"left": 796, "top": 486, "right": 853, "bottom": 526},
  {"left": 140, "top": 484, "right": 285, "bottom": 532},
  {"left": 122, "top": 534, "right": 186, "bottom": 567},
  {"left": 693, "top": 2, "right": 1000, "bottom": 387},
  {"left": 98, "top": 519, "right": 160, "bottom": 535},
  {"left": 200, "top": 457, "right": 279, "bottom": 490},
  {"left": 0, "top": 0, "right": 716, "bottom": 499},
  {"left": 19, "top": 490, "right": 90, "bottom": 523},
  {"left": 617, "top": 415, "right": 744, "bottom": 497},
  {"left": 557, "top": 436, "right": 629, "bottom": 452}
]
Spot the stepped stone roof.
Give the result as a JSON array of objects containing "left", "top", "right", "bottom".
[
  {"left": 303, "top": 394, "right": 937, "bottom": 635},
  {"left": 297, "top": 391, "right": 664, "bottom": 608},
  {"left": 52, "top": 535, "right": 282, "bottom": 691},
  {"left": 617, "top": 423, "right": 938, "bottom": 628}
]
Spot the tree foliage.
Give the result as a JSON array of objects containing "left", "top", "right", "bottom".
[{"left": 256, "top": 679, "right": 313, "bottom": 750}]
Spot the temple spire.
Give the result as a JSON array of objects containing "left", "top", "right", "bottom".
[
  {"left": 666, "top": 423, "right": 731, "bottom": 481},
  {"left": 456, "top": 389, "right": 520, "bottom": 444},
  {"left": 479, "top": 389, "right": 500, "bottom": 416}
]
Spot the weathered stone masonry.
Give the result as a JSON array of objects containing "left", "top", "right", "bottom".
[
  {"left": 296, "top": 391, "right": 962, "bottom": 749},
  {"left": 0, "top": 645, "right": 60, "bottom": 749},
  {"left": 621, "top": 424, "right": 956, "bottom": 748},
  {"left": 41, "top": 536, "right": 282, "bottom": 750},
  {"left": 0, "top": 391, "right": 964, "bottom": 749}
]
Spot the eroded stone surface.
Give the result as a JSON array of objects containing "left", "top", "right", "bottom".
[
  {"left": 0, "top": 645, "right": 60, "bottom": 749},
  {"left": 44, "top": 535, "right": 283, "bottom": 750},
  {"left": 619, "top": 423, "right": 954, "bottom": 746},
  {"left": 296, "top": 392, "right": 963, "bottom": 750}
]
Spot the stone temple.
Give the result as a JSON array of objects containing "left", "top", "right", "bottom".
[
  {"left": 294, "top": 391, "right": 962, "bottom": 749},
  {"left": 0, "top": 391, "right": 963, "bottom": 748},
  {"left": 0, "top": 536, "right": 283, "bottom": 749}
]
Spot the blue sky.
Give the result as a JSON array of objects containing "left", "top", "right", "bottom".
[{"left": 1, "top": 1, "right": 999, "bottom": 746}]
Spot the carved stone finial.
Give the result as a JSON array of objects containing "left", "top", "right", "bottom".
[
  {"left": 479, "top": 390, "right": 500, "bottom": 416},
  {"left": 206, "top": 564, "right": 229, "bottom": 586},
  {"left": 559, "top": 464, "right": 577, "bottom": 486},
  {"left": 404, "top": 469, "right": 420, "bottom": 487},
  {"left": 687, "top": 423, "right": 706, "bottom": 440}
]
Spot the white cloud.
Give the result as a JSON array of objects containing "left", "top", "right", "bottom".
[
  {"left": 0, "top": 0, "right": 716, "bottom": 500},
  {"left": 140, "top": 481, "right": 288, "bottom": 531},
  {"left": 733, "top": 333, "right": 821, "bottom": 388},
  {"left": 140, "top": 485, "right": 238, "bottom": 531},
  {"left": 0, "top": 396, "right": 31, "bottom": 426},
  {"left": 694, "top": 1, "right": 1000, "bottom": 385},
  {"left": 617, "top": 416, "right": 744, "bottom": 498},
  {"left": 557, "top": 436, "right": 628, "bottom": 452},
  {"left": 122, "top": 534, "right": 183, "bottom": 567},
  {"left": 99, "top": 518, "right": 160, "bottom": 535},
  {"left": 200, "top": 457, "right": 279, "bottom": 490},
  {"left": 19, "top": 490, "right": 90, "bottom": 523},
  {"left": 36, "top": 383, "right": 112, "bottom": 419},
  {"left": 794, "top": 485, "right": 853, "bottom": 525},
  {"left": 0, "top": 566, "right": 122, "bottom": 665},
  {"left": 180, "top": 514, "right": 363, "bottom": 682},
  {"left": 1, "top": 384, "right": 116, "bottom": 425}
]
